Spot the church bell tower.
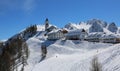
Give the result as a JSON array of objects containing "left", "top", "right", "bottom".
[{"left": 45, "top": 18, "right": 49, "bottom": 31}]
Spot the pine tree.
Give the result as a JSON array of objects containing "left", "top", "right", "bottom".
[{"left": 0, "top": 36, "right": 29, "bottom": 71}]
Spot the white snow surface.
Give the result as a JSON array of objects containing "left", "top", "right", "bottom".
[
  {"left": 24, "top": 36, "right": 120, "bottom": 71},
  {"left": 64, "top": 19, "right": 120, "bottom": 35},
  {"left": 22, "top": 25, "right": 120, "bottom": 71},
  {"left": 65, "top": 22, "right": 91, "bottom": 32}
]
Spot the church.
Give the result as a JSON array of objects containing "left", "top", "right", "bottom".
[
  {"left": 44, "top": 18, "right": 65, "bottom": 40},
  {"left": 44, "top": 18, "right": 88, "bottom": 41}
]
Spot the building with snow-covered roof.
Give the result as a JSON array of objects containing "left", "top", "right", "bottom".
[
  {"left": 47, "top": 30, "right": 64, "bottom": 40},
  {"left": 85, "top": 32, "right": 103, "bottom": 42},
  {"left": 46, "top": 26, "right": 57, "bottom": 32},
  {"left": 44, "top": 18, "right": 57, "bottom": 32},
  {"left": 100, "top": 34, "right": 120, "bottom": 43},
  {"left": 65, "top": 29, "right": 88, "bottom": 40},
  {"left": 85, "top": 32, "right": 120, "bottom": 43}
]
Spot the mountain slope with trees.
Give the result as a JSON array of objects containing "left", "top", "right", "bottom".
[{"left": 0, "top": 19, "right": 120, "bottom": 71}]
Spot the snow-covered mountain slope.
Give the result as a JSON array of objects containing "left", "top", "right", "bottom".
[
  {"left": 107, "top": 22, "right": 118, "bottom": 33},
  {"left": 118, "top": 27, "right": 120, "bottom": 33},
  {"left": 25, "top": 34, "right": 120, "bottom": 71},
  {"left": 89, "top": 22, "right": 103, "bottom": 33},
  {"left": 1, "top": 18, "right": 120, "bottom": 71},
  {"left": 20, "top": 24, "right": 120, "bottom": 71},
  {"left": 87, "top": 19, "right": 107, "bottom": 28},
  {"left": 65, "top": 22, "right": 91, "bottom": 32}
]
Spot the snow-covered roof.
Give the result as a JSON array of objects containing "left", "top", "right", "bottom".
[
  {"left": 87, "top": 32, "right": 104, "bottom": 38},
  {"left": 101, "top": 34, "right": 120, "bottom": 38},
  {"left": 87, "top": 32, "right": 120, "bottom": 39},
  {"left": 48, "top": 25, "right": 57, "bottom": 29},
  {"left": 66, "top": 29, "right": 86, "bottom": 36},
  {"left": 47, "top": 29, "right": 62, "bottom": 35}
]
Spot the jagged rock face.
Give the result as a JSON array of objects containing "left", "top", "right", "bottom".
[
  {"left": 89, "top": 22, "right": 103, "bottom": 33},
  {"left": 87, "top": 19, "right": 107, "bottom": 28},
  {"left": 65, "top": 23, "right": 77, "bottom": 30},
  {"left": 107, "top": 22, "right": 118, "bottom": 33}
]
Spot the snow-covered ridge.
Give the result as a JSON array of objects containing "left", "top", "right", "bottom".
[
  {"left": 25, "top": 34, "right": 120, "bottom": 71},
  {"left": 65, "top": 22, "right": 91, "bottom": 31},
  {"left": 23, "top": 22, "right": 120, "bottom": 71},
  {"left": 65, "top": 19, "right": 119, "bottom": 34},
  {"left": 1, "top": 18, "right": 120, "bottom": 71}
]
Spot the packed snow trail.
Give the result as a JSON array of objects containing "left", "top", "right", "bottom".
[
  {"left": 24, "top": 35, "right": 120, "bottom": 71},
  {"left": 23, "top": 25, "right": 120, "bottom": 71}
]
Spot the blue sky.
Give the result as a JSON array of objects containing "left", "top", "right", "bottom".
[{"left": 0, "top": 0, "right": 120, "bottom": 40}]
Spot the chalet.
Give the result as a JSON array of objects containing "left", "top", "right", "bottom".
[
  {"left": 115, "top": 38, "right": 120, "bottom": 43},
  {"left": 100, "top": 34, "right": 120, "bottom": 43},
  {"left": 47, "top": 30, "right": 64, "bottom": 40},
  {"left": 85, "top": 33, "right": 120, "bottom": 43},
  {"left": 65, "top": 29, "right": 88, "bottom": 40},
  {"left": 100, "top": 38, "right": 116, "bottom": 43},
  {"left": 85, "top": 32, "right": 103, "bottom": 42}
]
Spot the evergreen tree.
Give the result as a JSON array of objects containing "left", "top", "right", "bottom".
[
  {"left": 0, "top": 25, "right": 37, "bottom": 71},
  {"left": 0, "top": 36, "right": 29, "bottom": 71}
]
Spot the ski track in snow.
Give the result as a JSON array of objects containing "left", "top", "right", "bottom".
[
  {"left": 25, "top": 36, "right": 120, "bottom": 71},
  {"left": 23, "top": 25, "right": 120, "bottom": 71}
]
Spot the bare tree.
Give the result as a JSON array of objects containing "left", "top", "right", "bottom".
[
  {"left": 90, "top": 56, "right": 102, "bottom": 71},
  {"left": 41, "top": 44, "right": 47, "bottom": 57},
  {"left": 39, "top": 44, "right": 47, "bottom": 62}
]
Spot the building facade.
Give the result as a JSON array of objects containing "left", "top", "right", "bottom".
[
  {"left": 47, "top": 30, "right": 64, "bottom": 40},
  {"left": 65, "top": 29, "right": 88, "bottom": 40}
]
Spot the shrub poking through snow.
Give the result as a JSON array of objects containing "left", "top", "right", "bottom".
[
  {"left": 41, "top": 44, "right": 47, "bottom": 57},
  {"left": 90, "top": 56, "right": 102, "bottom": 71}
]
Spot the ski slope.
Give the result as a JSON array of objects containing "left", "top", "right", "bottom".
[
  {"left": 24, "top": 32, "right": 120, "bottom": 71},
  {"left": 19, "top": 24, "right": 120, "bottom": 71}
]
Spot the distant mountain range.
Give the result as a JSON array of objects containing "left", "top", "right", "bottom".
[
  {"left": 65, "top": 19, "right": 120, "bottom": 34},
  {"left": 1, "top": 19, "right": 120, "bottom": 71}
]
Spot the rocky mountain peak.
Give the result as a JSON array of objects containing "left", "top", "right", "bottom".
[
  {"left": 87, "top": 19, "right": 107, "bottom": 28},
  {"left": 107, "top": 22, "right": 118, "bottom": 33},
  {"left": 89, "top": 21, "right": 104, "bottom": 33},
  {"left": 64, "top": 23, "right": 77, "bottom": 30}
]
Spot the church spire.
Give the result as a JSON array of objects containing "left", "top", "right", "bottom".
[{"left": 45, "top": 18, "right": 49, "bottom": 31}]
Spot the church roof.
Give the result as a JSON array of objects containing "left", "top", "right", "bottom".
[{"left": 45, "top": 18, "right": 49, "bottom": 21}]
